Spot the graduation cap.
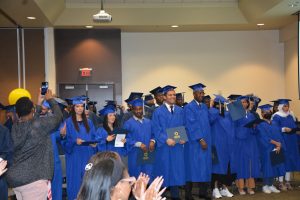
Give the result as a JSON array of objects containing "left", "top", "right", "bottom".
[
  {"left": 54, "top": 97, "right": 68, "bottom": 107},
  {"left": 227, "top": 94, "right": 241, "bottom": 100},
  {"left": 270, "top": 100, "right": 279, "bottom": 103},
  {"left": 88, "top": 101, "right": 97, "bottom": 106},
  {"left": 244, "top": 118, "right": 264, "bottom": 128},
  {"left": 176, "top": 93, "right": 184, "bottom": 100},
  {"left": 125, "top": 92, "right": 143, "bottom": 103},
  {"left": 67, "top": 96, "right": 88, "bottom": 105},
  {"left": 277, "top": 99, "right": 291, "bottom": 105},
  {"left": 104, "top": 104, "right": 117, "bottom": 111},
  {"left": 130, "top": 98, "right": 144, "bottom": 107},
  {"left": 203, "top": 95, "right": 211, "bottom": 100},
  {"left": 144, "top": 94, "right": 154, "bottom": 102},
  {"left": 161, "top": 85, "right": 177, "bottom": 94},
  {"left": 188, "top": 83, "right": 206, "bottom": 92},
  {"left": 213, "top": 94, "right": 227, "bottom": 104},
  {"left": 42, "top": 100, "right": 50, "bottom": 109},
  {"left": 258, "top": 104, "right": 273, "bottom": 112},
  {"left": 149, "top": 86, "right": 162, "bottom": 95},
  {"left": 105, "top": 100, "right": 117, "bottom": 106},
  {"left": 237, "top": 95, "right": 250, "bottom": 101},
  {"left": 3, "top": 105, "right": 15, "bottom": 112},
  {"left": 98, "top": 107, "right": 116, "bottom": 116}
]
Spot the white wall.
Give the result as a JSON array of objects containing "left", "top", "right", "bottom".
[{"left": 121, "top": 31, "right": 284, "bottom": 105}]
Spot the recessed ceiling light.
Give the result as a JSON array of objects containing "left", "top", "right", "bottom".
[
  {"left": 27, "top": 16, "right": 36, "bottom": 20},
  {"left": 171, "top": 25, "right": 179, "bottom": 28},
  {"left": 257, "top": 23, "right": 265, "bottom": 26},
  {"left": 85, "top": 25, "right": 93, "bottom": 28}
]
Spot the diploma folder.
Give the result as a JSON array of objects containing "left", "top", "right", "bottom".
[
  {"left": 81, "top": 141, "right": 99, "bottom": 146},
  {"left": 166, "top": 126, "right": 188, "bottom": 143},
  {"left": 137, "top": 150, "right": 155, "bottom": 165},
  {"left": 270, "top": 150, "right": 285, "bottom": 166}
]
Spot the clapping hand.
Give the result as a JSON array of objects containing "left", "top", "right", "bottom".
[
  {"left": 0, "top": 160, "right": 8, "bottom": 176},
  {"left": 140, "top": 176, "right": 166, "bottom": 200},
  {"left": 132, "top": 173, "right": 150, "bottom": 199}
]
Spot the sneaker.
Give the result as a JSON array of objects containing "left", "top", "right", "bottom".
[
  {"left": 238, "top": 189, "right": 246, "bottom": 195},
  {"left": 212, "top": 188, "right": 222, "bottom": 199},
  {"left": 247, "top": 189, "right": 255, "bottom": 195},
  {"left": 262, "top": 185, "right": 271, "bottom": 194},
  {"left": 279, "top": 182, "right": 287, "bottom": 191},
  {"left": 268, "top": 185, "right": 280, "bottom": 193},
  {"left": 220, "top": 188, "right": 234, "bottom": 197},
  {"left": 285, "top": 182, "right": 293, "bottom": 190}
]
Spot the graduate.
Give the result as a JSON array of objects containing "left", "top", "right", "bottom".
[
  {"left": 120, "top": 92, "right": 143, "bottom": 127},
  {"left": 95, "top": 107, "right": 127, "bottom": 164},
  {"left": 209, "top": 95, "right": 236, "bottom": 199},
  {"left": 124, "top": 98, "right": 155, "bottom": 180},
  {"left": 0, "top": 124, "right": 13, "bottom": 200},
  {"left": 144, "top": 94, "right": 155, "bottom": 119},
  {"left": 175, "top": 92, "right": 187, "bottom": 108},
  {"left": 60, "top": 96, "right": 97, "bottom": 200},
  {"left": 151, "top": 85, "right": 185, "bottom": 200},
  {"left": 184, "top": 83, "right": 211, "bottom": 200},
  {"left": 256, "top": 104, "right": 285, "bottom": 194},
  {"left": 150, "top": 86, "right": 164, "bottom": 107},
  {"left": 272, "top": 99, "right": 300, "bottom": 190},
  {"left": 234, "top": 96, "right": 260, "bottom": 195},
  {"left": 202, "top": 95, "right": 211, "bottom": 108}
]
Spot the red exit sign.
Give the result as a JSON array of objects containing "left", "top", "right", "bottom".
[{"left": 79, "top": 68, "right": 92, "bottom": 77}]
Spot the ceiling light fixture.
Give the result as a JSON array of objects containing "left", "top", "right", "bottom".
[
  {"left": 85, "top": 25, "right": 93, "bottom": 28},
  {"left": 257, "top": 23, "right": 265, "bottom": 26},
  {"left": 27, "top": 16, "right": 36, "bottom": 20},
  {"left": 171, "top": 25, "right": 179, "bottom": 28},
  {"left": 93, "top": 0, "right": 112, "bottom": 22}
]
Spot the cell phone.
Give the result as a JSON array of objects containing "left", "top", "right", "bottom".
[{"left": 41, "top": 82, "right": 48, "bottom": 95}]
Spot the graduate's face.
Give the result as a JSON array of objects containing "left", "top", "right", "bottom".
[
  {"left": 282, "top": 104, "right": 289, "bottom": 112},
  {"left": 74, "top": 104, "right": 84, "bottom": 115},
  {"left": 132, "top": 106, "right": 143, "bottom": 119},
  {"left": 204, "top": 98, "right": 210, "bottom": 108},
  {"left": 193, "top": 90, "right": 205, "bottom": 102},
  {"left": 41, "top": 106, "right": 49, "bottom": 115},
  {"left": 155, "top": 93, "right": 164, "bottom": 105},
  {"left": 241, "top": 99, "right": 249, "bottom": 109},
  {"left": 164, "top": 90, "right": 176, "bottom": 105},
  {"left": 107, "top": 113, "right": 116, "bottom": 124},
  {"left": 262, "top": 110, "right": 272, "bottom": 120},
  {"left": 176, "top": 98, "right": 183, "bottom": 106}
]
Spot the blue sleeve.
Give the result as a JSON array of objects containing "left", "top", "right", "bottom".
[
  {"left": 61, "top": 120, "right": 77, "bottom": 154},
  {"left": 124, "top": 121, "right": 137, "bottom": 152},
  {"left": 95, "top": 128, "right": 108, "bottom": 152},
  {"left": 184, "top": 105, "right": 207, "bottom": 141},
  {"left": 151, "top": 110, "right": 168, "bottom": 147},
  {"left": 208, "top": 107, "right": 219, "bottom": 124}
]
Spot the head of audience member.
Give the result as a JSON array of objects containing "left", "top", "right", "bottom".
[
  {"left": 162, "top": 85, "right": 176, "bottom": 106},
  {"left": 131, "top": 98, "right": 144, "bottom": 119},
  {"left": 77, "top": 152, "right": 133, "bottom": 200},
  {"left": 15, "top": 97, "right": 34, "bottom": 121}
]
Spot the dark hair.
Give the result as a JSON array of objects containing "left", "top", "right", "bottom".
[
  {"left": 103, "top": 114, "right": 118, "bottom": 134},
  {"left": 71, "top": 105, "right": 90, "bottom": 132},
  {"left": 77, "top": 153, "right": 126, "bottom": 200},
  {"left": 15, "top": 97, "right": 33, "bottom": 117}
]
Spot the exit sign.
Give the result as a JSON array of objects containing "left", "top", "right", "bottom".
[{"left": 79, "top": 68, "right": 92, "bottom": 77}]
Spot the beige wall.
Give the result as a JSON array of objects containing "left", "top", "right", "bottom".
[
  {"left": 121, "top": 31, "right": 284, "bottom": 106},
  {"left": 280, "top": 21, "right": 300, "bottom": 117}
]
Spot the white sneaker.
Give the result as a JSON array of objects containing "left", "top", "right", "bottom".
[
  {"left": 268, "top": 185, "right": 280, "bottom": 193},
  {"left": 220, "top": 188, "right": 234, "bottom": 197},
  {"left": 262, "top": 185, "right": 271, "bottom": 194},
  {"left": 212, "top": 188, "right": 222, "bottom": 199}
]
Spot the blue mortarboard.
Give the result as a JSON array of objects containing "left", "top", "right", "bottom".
[
  {"left": 161, "top": 85, "right": 177, "bottom": 94},
  {"left": 130, "top": 98, "right": 144, "bottom": 107},
  {"left": 42, "top": 100, "right": 50, "bottom": 109},
  {"left": 144, "top": 94, "right": 154, "bottom": 102},
  {"left": 258, "top": 104, "right": 273, "bottom": 111},
  {"left": 188, "top": 83, "right": 206, "bottom": 92},
  {"left": 99, "top": 107, "right": 115, "bottom": 116},
  {"left": 227, "top": 94, "right": 241, "bottom": 100},
  {"left": 104, "top": 104, "right": 117, "bottom": 110},
  {"left": 4, "top": 105, "right": 15, "bottom": 112},
  {"left": 277, "top": 99, "right": 291, "bottom": 105},
  {"left": 213, "top": 94, "right": 227, "bottom": 104},
  {"left": 149, "top": 87, "right": 162, "bottom": 95},
  {"left": 238, "top": 95, "right": 250, "bottom": 101},
  {"left": 105, "top": 100, "right": 117, "bottom": 106},
  {"left": 67, "top": 96, "right": 88, "bottom": 105},
  {"left": 125, "top": 92, "right": 143, "bottom": 103}
]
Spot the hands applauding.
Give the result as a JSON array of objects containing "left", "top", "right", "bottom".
[{"left": 0, "top": 159, "right": 8, "bottom": 176}]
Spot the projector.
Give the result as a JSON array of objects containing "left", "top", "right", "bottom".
[{"left": 93, "top": 10, "right": 112, "bottom": 22}]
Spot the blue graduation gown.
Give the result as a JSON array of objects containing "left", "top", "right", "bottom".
[
  {"left": 272, "top": 114, "right": 300, "bottom": 171},
  {"left": 256, "top": 121, "right": 286, "bottom": 178},
  {"left": 151, "top": 104, "right": 185, "bottom": 187},
  {"left": 184, "top": 100, "right": 211, "bottom": 182},
  {"left": 51, "top": 130, "right": 63, "bottom": 200},
  {"left": 234, "top": 112, "right": 260, "bottom": 179},
  {"left": 0, "top": 125, "right": 13, "bottom": 200},
  {"left": 124, "top": 117, "right": 153, "bottom": 180},
  {"left": 209, "top": 108, "right": 236, "bottom": 174},
  {"left": 95, "top": 127, "right": 127, "bottom": 157},
  {"left": 61, "top": 118, "right": 96, "bottom": 200}
]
